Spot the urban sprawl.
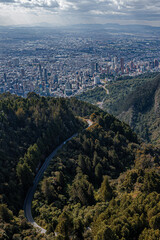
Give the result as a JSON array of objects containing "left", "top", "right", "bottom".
[{"left": 0, "top": 27, "right": 160, "bottom": 97}]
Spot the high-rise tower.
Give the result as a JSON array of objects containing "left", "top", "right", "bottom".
[{"left": 120, "top": 58, "right": 124, "bottom": 73}]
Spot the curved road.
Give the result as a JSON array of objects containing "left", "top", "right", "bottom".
[{"left": 24, "top": 120, "right": 93, "bottom": 234}]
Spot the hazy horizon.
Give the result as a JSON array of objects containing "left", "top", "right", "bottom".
[{"left": 1, "top": 22, "right": 160, "bottom": 28}]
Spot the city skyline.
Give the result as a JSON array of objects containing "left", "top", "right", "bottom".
[
  {"left": 0, "top": 0, "right": 160, "bottom": 27},
  {"left": 0, "top": 26, "right": 160, "bottom": 98}
]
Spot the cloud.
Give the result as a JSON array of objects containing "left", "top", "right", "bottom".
[
  {"left": 20, "top": 0, "right": 59, "bottom": 9},
  {"left": 1, "top": 0, "right": 160, "bottom": 25},
  {"left": 57, "top": 0, "right": 160, "bottom": 20},
  {"left": 0, "top": 0, "right": 59, "bottom": 9},
  {"left": 0, "top": 0, "right": 16, "bottom": 2}
]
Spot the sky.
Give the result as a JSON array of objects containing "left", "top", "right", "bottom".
[{"left": 0, "top": 0, "right": 160, "bottom": 26}]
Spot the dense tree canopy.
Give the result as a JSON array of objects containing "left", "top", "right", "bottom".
[{"left": 1, "top": 93, "right": 160, "bottom": 240}]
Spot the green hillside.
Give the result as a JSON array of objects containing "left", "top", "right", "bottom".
[
  {"left": 117, "top": 74, "right": 160, "bottom": 145},
  {"left": 0, "top": 93, "right": 160, "bottom": 240},
  {"left": 0, "top": 93, "right": 99, "bottom": 239},
  {"left": 77, "top": 73, "right": 160, "bottom": 144},
  {"left": 32, "top": 112, "right": 160, "bottom": 240},
  {"left": 77, "top": 87, "right": 106, "bottom": 105},
  {"left": 77, "top": 73, "right": 158, "bottom": 113}
]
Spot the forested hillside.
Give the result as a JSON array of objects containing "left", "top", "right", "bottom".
[
  {"left": 0, "top": 93, "right": 99, "bottom": 239},
  {"left": 77, "top": 73, "right": 158, "bottom": 113},
  {"left": 31, "top": 111, "right": 160, "bottom": 240},
  {"left": 0, "top": 93, "right": 160, "bottom": 240},
  {"left": 117, "top": 74, "right": 160, "bottom": 144},
  {"left": 77, "top": 73, "right": 160, "bottom": 144}
]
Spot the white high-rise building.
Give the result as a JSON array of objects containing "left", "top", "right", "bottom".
[{"left": 114, "top": 57, "right": 118, "bottom": 65}]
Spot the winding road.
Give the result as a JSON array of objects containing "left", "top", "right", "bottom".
[{"left": 23, "top": 120, "right": 93, "bottom": 234}]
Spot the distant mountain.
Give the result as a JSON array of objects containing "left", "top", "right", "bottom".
[
  {"left": 69, "top": 23, "right": 160, "bottom": 36},
  {"left": 72, "top": 23, "right": 160, "bottom": 30},
  {"left": 1, "top": 23, "right": 160, "bottom": 36}
]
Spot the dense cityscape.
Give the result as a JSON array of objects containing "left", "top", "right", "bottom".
[{"left": 0, "top": 26, "right": 160, "bottom": 97}]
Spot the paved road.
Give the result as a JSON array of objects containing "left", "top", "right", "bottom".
[{"left": 24, "top": 120, "right": 92, "bottom": 234}]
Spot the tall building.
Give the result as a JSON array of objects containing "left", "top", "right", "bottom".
[
  {"left": 130, "top": 61, "right": 134, "bottom": 70},
  {"left": 39, "top": 64, "right": 42, "bottom": 79},
  {"left": 21, "top": 69, "right": 25, "bottom": 77},
  {"left": 94, "top": 75, "right": 100, "bottom": 85},
  {"left": 113, "top": 57, "right": 118, "bottom": 68},
  {"left": 54, "top": 74, "right": 58, "bottom": 83},
  {"left": 120, "top": 58, "right": 124, "bottom": 73},
  {"left": 65, "top": 81, "right": 72, "bottom": 96},
  {"left": 154, "top": 59, "right": 159, "bottom": 68},
  {"left": 95, "top": 62, "right": 99, "bottom": 72},
  {"left": 149, "top": 61, "right": 154, "bottom": 69},
  {"left": 44, "top": 69, "right": 48, "bottom": 83},
  {"left": 91, "top": 62, "right": 95, "bottom": 75},
  {"left": 3, "top": 73, "right": 7, "bottom": 82}
]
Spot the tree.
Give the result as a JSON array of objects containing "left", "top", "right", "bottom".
[
  {"left": 55, "top": 211, "right": 72, "bottom": 239},
  {"left": 78, "top": 154, "right": 86, "bottom": 172},
  {"left": 41, "top": 177, "right": 57, "bottom": 204},
  {"left": 23, "top": 143, "right": 41, "bottom": 172},
  {"left": 70, "top": 175, "right": 95, "bottom": 205},
  {"left": 73, "top": 218, "right": 84, "bottom": 239},
  {"left": 93, "top": 151, "right": 98, "bottom": 167},
  {"left": 99, "top": 176, "right": 113, "bottom": 202},
  {"left": 149, "top": 213, "right": 160, "bottom": 230},
  {"left": 16, "top": 163, "right": 33, "bottom": 190},
  {"left": 95, "top": 163, "right": 103, "bottom": 185},
  {"left": 94, "top": 225, "right": 118, "bottom": 240},
  {"left": 0, "top": 204, "right": 13, "bottom": 222},
  {"left": 139, "top": 228, "right": 160, "bottom": 240},
  {"left": 56, "top": 171, "right": 65, "bottom": 186}
]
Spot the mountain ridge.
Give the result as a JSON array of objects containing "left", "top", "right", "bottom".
[
  {"left": 117, "top": 74, "right": 160, "bottom": 144},
  {"left": 77, "top": 73, "right": 160, "bottom": 145}
]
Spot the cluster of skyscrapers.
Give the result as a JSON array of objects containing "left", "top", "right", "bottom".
[
  {"left": 0, "top": 56, "right": 159, "bottom": 97},
  {"left": 0, "top": 27, "right": 160, "bottom": 97}
]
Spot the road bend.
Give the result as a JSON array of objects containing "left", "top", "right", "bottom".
[{"left": 24, "top": 120, "right": 92, "bottom": 234}]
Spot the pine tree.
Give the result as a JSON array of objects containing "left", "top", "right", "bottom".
[{"left": 99, "top": 176, "right": 113, "bottom": 202}]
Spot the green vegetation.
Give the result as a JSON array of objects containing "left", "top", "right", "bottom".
[
  {"left": 0, "top": 93, "right": 86, "bottom": 211},
  {"left": 77, "top": 87, "right": 106, "bottom": 105},
  {"left": 103, "top": 76, "right": 153, "bottom": 114},
  {"left": 31, "top": 111, "right": 160, "bottom": 240},
  {"left": 77, "top": 73, "right": 160, "bottom": 145},
  {"left": 0, "top": 93, "right": 100, "bottom": 239},
  {"left": 117, "top": 74, "right": 160, "bottom": 145},
  {"left": 116, "top": 72, "right": 159, "bottom": 81},
  {"left": 77, "top": 73, "right": 159, "bottom": 114},
  {"left": 115, "top": 74, "right": 160, "bottom": 114},
  {"left": 1, "top": 92, "right": 160, "bottom": 240}
]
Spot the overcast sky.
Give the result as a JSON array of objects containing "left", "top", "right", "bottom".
[{"left": 0, "top": 0, "right": 160, "bottom": 26}]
